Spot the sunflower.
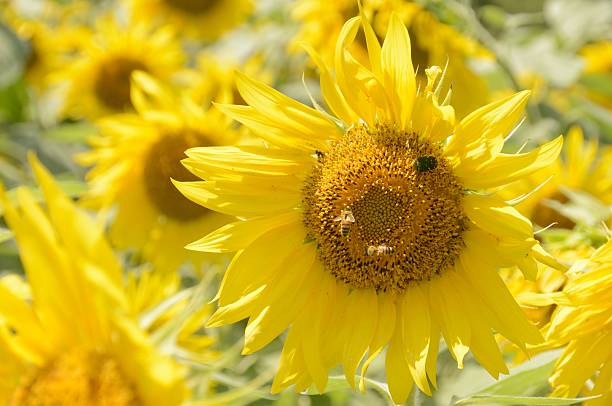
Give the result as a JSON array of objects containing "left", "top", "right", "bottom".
[
  {"left": 291, "top": 0, "right": 493, "bottom": 118},
  {"left": 0, "top": 155, "right": 186, "bottom": 405},
  {"left": 578, "top": 41, "right": 612, "bottom": 109},
  {"left": 540, "top": 238, "right": 612, "bottom": 406},
  {"left": 78, "top": 72, "right": 237, "bottom": 272},
  {"left": 175, "top": 53, "right": 268, "bottom": 107},
  {"left": 175, "top": 13, "right": 563, "bottom": 402},
  {"left": 59, "top": 17, "right": 185, "bottom": 120},
  {"left": 501, "top": 126, "right": 612, "bottom": 229},
  {"left": 127, "top": 0, "right": 253, "bottom": 41},
  {"left": 1, "top": 1, "right": 86, "bottom": 92}
]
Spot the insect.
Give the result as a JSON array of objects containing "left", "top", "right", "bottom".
[
  {"left": 315, "top": 150, "right": 325, "bottom": 159},
  {"left": 334, "top": 209, "right": 355, "bottom": 237},
  {"left": 413, "top": 155, "right": 438, "bottom": 172},
  {"left": 365, "top": 245, "right": 396, "bottom": 256}
]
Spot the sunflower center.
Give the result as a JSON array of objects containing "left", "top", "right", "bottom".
[
  {"left": 11, "top": 349, "right": 141, "bottom": 405},
  {"left": 303, "top": 124, "right": 467, "bottom": 292},
  {"left": 165, "top": 0, "right": 219, "bottom": 13},
  {"left": 143, "top": 131, "right": 211, "bottom": 221},
  {"left": 94, "top": 57, "right": 147, "bottom": 111}
]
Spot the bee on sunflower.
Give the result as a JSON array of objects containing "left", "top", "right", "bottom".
[
  {"left": 78, "top": 72, "right": 238, "bottom": 271},
  {"left": 0, "top": 155, "right": 186, "bottom": 405},
  {"left": 291, "top": 0, "right": 493, "bottom": 118},
  {"left": 175, "top": 10, "right": 564, "bottom": 403},
  {"left": 57, "top": 16, "right": 185, "bottom": 120}
]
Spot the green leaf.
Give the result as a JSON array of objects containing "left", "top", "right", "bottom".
[
  {"left": 44, "top": 122, "right": 95, "bottom": 143},
  {"left": 0, "top": 227, "right": 12, "bottom": 244},
  {"left": 474, "top": 361, "right": 554, "bottom": 397},
  {"left": 0, "top": 79, "right": 29, "bottom": 122},
  {"left": 453, "top": 394, "right": 600, "bottom": 405},
  {"left": 579, "top": 74, "right": 612, "bottom": 99},
  {"left": 305, "top": 376, "right": 396, "bottom": 406},
  {"left": 0, "top": 20, "right": 27, "bottom": 87}
]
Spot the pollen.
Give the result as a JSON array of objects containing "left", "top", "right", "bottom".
[
  {"left": 166, "top": 0, "right": 219, "bottom": 13},
  {"left": 94, "top": 57, "right": 148, "bottom": 111},
  {"left": 303, "top": 123, "right": 467, "bottom": 292},
  {"left": 143, "top": 131, "right": 210, "bottom": 221},
  {"left": 11, "top": 349, "right": 141, "bottom": 405}
]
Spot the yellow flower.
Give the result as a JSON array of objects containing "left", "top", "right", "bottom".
[
  {"left": 544, "top": 238, "right": 612, "bottom": 406},
  {"left": 0, "top": 155, "right": 186, "bottom": 405},
  {"left": 501, "top": 126, "right": 612, "bottom": 229},
  {"left": 1, "top": 1, "right": 86, "bottom": 92},
  {"left": 58, "top": 17, "right": 185, "bottom": 120},
  {"left": 176, "top": 13, "right": 563, "bottom": 403},
  {"left": 176, "top": 53, "right": 269, "bottom": 107},
  {"left": 579, "top": 41, "right": 612, "bottom": 109},
  {"left": 78, "top": 72, "right": 237, "bottom": 271},
  {"left": 127, "top": 0, "right": 253, "bottom": 41},
  {"left": 291, "top": 0, "right": 493, "bottom": 118}
]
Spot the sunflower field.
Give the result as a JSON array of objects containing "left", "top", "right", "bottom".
[{"left": 0, "top": 0, "right": 611, "bottom": 405}]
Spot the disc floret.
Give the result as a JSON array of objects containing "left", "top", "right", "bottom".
[{"left": 303, "top": 123, "right": 467, "bottom": 292}]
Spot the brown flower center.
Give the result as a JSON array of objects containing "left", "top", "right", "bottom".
[
  {"left": 143, "top": 131, "right": 210, "bottom": 221},
  {"left": 165, "top": 0, "right": 219, "bottom": 14},
  {"left": 94, "top": 57, "right": 147, "bottom": 111},
  {"left": 11, "top": 349, "right": 141, "bottom": 406},
  {"left": 303, "top": 124, "right": 467, "bottom": 292}
]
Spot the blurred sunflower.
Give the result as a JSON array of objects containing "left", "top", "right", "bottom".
[
  {"left": 175, "top": 13, "right": 563, "bottom": 403},
  {"left": 543, "top": 238, "right": 612, "bottom": 406},
  {"left": 78, "top": 72, "right": 237, "bottom": 271},
  {"left": 175, "top": 53, "right": 268, "bottom": 107},
  {"left": 501, "top": 126, "right": 612, "bottom": 229},
  {"left": 291, "top": 0, "right": 492, "bottom": 118},
  {"left": 128, "top": 0, "right": 253, "bottom": 41},
  {"left": 1, "top": 2, "right": 86, "bottom": 92},
  {"left": 579, "top": 41, "right": 612, "bottom": 109},
  {"left": 0, "top": 156, "right": 186, "bottom": 405},
  {"left": 58, "top": 17, "right": 184, "bottom": 120}
]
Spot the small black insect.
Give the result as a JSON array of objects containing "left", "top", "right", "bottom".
[
  {"left": 315, "top": 150, "right": 325, "bottom": 159},
  {"left": 413, "top": 156, "right": 438, "bottom": 172}
]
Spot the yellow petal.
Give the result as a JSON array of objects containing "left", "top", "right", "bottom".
[
  {"left": 456, "top": 135, "right": 564, "bottom": 190},
  {"left": 342, "top": 289, "right": 378, "bottom": 388},
  {"left": 401, "top": 286, "right": 433, "bottom": 394},
  {"left": 173, "top": 179, "right": 301, "bottom": 217},
  {"left": 386, "top": 327, "right": 414, "bottom": 404},
  {"left": 235, "top": 72, "right": 337, "bottom": 143},
  {"left": 359, "top": 293, "right": 396, "bottom": 392},
  {"left": 301, "top": 43, "right": 358, "bottom": 125},
  {"left": 464, "top": 193, "right": 533, "bottom": 241},
  {"left": 186, "top": 211, "right": 300, "bottom": 253},
  {"left": 447, "top": 91, "right": 530, "bottom": 167},
  {"left": 428, "top": 273, "right": 471, "bottom": 368},
  {"left": 381, "top": 12, "right": 416, "bottom": 129},
  {"left": 243, "top": 243, "right": 318, "bottom": 354},
  {"left": 215, "top": 104, "right": 332, "bottom": 151}
]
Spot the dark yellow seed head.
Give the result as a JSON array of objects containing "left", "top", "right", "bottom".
[
  {"left": 94, "top": 57, "right": 148, "bottom": 111},
  {"left": 302, "top": 123, "right": 467, "bottom": 293},
  {"left": 143, "top": 130, "right": 211, "bottom": 221}
]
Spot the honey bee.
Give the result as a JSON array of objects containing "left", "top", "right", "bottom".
[
  {"left": 334, "top": 209, "right": 355, "bottom": 237},
  {"left": 413, "top": 155, "right": 438, "bottom": 172},
  {"left": 365, "top": 244, "right": 396, "bottom": 256}
]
